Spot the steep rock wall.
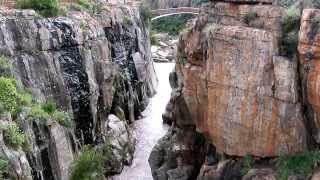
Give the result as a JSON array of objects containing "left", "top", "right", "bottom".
[
  {"left": 0, "top": 4, "right": 157, "bottom": 180},
  {"left": 170, "top": 0, "right": 306, "bottom": 158}
]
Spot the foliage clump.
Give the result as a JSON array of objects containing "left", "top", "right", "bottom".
[
  {"left": 16, "top": 0, "right": 60, "bottom": 17},
  {"left": 3, "top": 124, "right": 26, "bottom": 149},
  {"left": 151, "top": 14, "right": 195, "bottom": 36},
  {"left": 70, "top": 145, "right": 110, "bottom": 180},
  {"left": 280, "top": 6, "right": 301, "bottom": 58},
  {"left": 244, "top": 11, "right": 258, "bottom": 24},
  {"left": 0, "top": 156, "right": 8, "bottom": 179},
  {"left": 28, "top": 102, "right": 72, "bottom": 127},
  {"left": 276, "top": 151, "right": 320, "bottom": 180},
  {"left": 0, "top": 77, "right": 19, "bottom": 114},
  {"left": 139, "top": 3, "right": 152, "bottom": 23},
  {"left": 52, "top": 111, "right": 72, "bottom": 128},
  {"left": 123, "top": 15, "right": 133, "bottom": 27},
  {"left": 0, "top": 56, "right": 12, "bottom": 78},
  {"left": 241, "top": 155, "right": 253, "bottom": 175}
]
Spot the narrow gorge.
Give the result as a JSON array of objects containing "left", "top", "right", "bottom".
[{"left": 2, "top": 0, "right": 320, "bottom": 180}]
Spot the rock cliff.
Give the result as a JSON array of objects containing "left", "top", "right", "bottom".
[
  {"left": 149, "top": 0, "right": 320, "bottom": 179},
  {"left": 0, "top": 3, "right": 157, "bottom": 180}
]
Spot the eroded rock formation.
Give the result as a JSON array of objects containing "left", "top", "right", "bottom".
[
  {"left": 150, "top": 0, "right": 320, "bottom": 179},
  {"left": 0, "top": 3, "right": 157, "bottom": 180}
]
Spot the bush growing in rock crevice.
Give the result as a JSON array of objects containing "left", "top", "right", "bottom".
[
  {"left": 276, "top": 151, "right": 320, "bottom": 180},
  {"left": 70, "top": 144, "right": 112, "bottom": 180},
  {"left": 280, "top": 6, "right": 301, "bottom": 58},
  {"left": 244, "top": 11, "right": 258, "bottom": 24},
  {"left": 139, "top": 3, "right": 152, "bottom": 23},
  {"left": 3, "top": 124, "right": 26, "bottom": 150}
]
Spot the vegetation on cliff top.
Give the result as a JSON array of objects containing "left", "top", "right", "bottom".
[
  {"left": 16, "top": 0, "right": 60, "bottom": 17},
  {"left": 151, "top": 14, "right": 195, "bottom": 36},
  {"left": 280, "top": 5, "right": 301, "bottom": 58}
]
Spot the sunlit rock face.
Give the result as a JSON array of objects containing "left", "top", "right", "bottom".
[
  {"left": 166, "top": 1, "right": 308, "bottom": 158},
  {"left": 0, "top": 4, "right": 157, "bottom": 180},
  {"left": 298, "top": 9, "right": 320, "bottom": 143}
]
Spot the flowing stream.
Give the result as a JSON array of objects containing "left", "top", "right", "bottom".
[{"left": 112, "top": 62, "right": 175, "bottom": 180}]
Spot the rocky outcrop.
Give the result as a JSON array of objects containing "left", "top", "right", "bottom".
[
  {"left": 0, "top": 3, "right": 157, "bottom": 180},
  {"left": 173, "top": 1, "right": 307, "bottom": 157},
  {"left": 298, "top": 9, "right": 320, "bottom": 143},
  {"left": 149, "top": 0, "right": 320, "bottom": 179}
]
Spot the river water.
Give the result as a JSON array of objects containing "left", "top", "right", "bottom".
[{"left": 112, "top": 62, "right": 175, "bottom": 180}]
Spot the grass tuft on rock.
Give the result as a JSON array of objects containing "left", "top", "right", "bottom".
[
  {"left": 241, "top": 155, "right": 253, "bottom": 175},
  {"left": 70, "top": 146, "right": 105, "bottom": 180},
  {"left": 3, "top": 124, "right": 26, "bottom": 150}
]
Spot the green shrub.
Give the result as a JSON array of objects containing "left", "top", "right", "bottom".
[
  {"left": 244, "top": 11, "right": 258, "bottom": 24},
  {"left": 17, "top": 90, "right": 33, "bottom": 107},
  {"left": 77, "top": 0, "right": 93, "bottom": 11},
  {"left": 0, "top": 55, "right": 12, "bottom": 78},
  {"left": 276, "top": 151, "right": 320, "bottom": 180},
  {"left": 123, "top": 15, "right": 133, "bottom": 27},
  {"left": 28, "top": 105, "right": 50, "bottom": 123},
  {"left": 0, "top": 77, "right": 19, "bottom": 113},
  {"left": 241, "top": 155, "right": 253, "bottom": 175},
  {"left": 151, "top": 14, "right": 195, "bottom": 36},
  {"left": 70, "top": 147, "right": 105, "bottom": 180},
  {"left": 53, "top": 111, "right": 72, "bottom": 128},
  {"left": 41, "top": 101, "right": 57, "bottom": 115},
  {"left": 139, "top": 3, "right": 152, "bottom": 23},
  {"left": 0, "top": 156, "right": 8, "bottom": 171},
  {"left": 280, "top": 6, "right": 301, "bottom": 58},
  {"left": 0, "top": 156, "right": 8, "bottom": 178},
  {"left": 16, "top": 0, "right": 60, "bottom": 17},
  {"left": 3, "top": 124, "right": 26, "bottom": 149}
]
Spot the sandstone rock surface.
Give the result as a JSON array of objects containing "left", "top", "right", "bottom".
[
  {"left": 165, "top": 2, "right": 307, "bottom": 157},
  {"left": 298, "top": 9, "right": 320, "bottom": 143}
]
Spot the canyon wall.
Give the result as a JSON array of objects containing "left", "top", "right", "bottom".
[
  {"left": 149, "top": 0, "right": 320, "bottom": 179},
  {"left": 0, "top": 3, "right": 157, "bottom": 180}
]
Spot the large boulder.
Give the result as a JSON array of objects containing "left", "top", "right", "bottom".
[{"left": 168, "top": 2, "right": 307, "bottom": 157}]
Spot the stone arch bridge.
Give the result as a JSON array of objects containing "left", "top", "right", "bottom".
[{"left": 151, "top": 7, "right": 200, "bottom": 21}]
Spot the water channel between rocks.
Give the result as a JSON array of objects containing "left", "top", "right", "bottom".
[{"left": 112, "top": 62, "right": 175, "bottom": 180}]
